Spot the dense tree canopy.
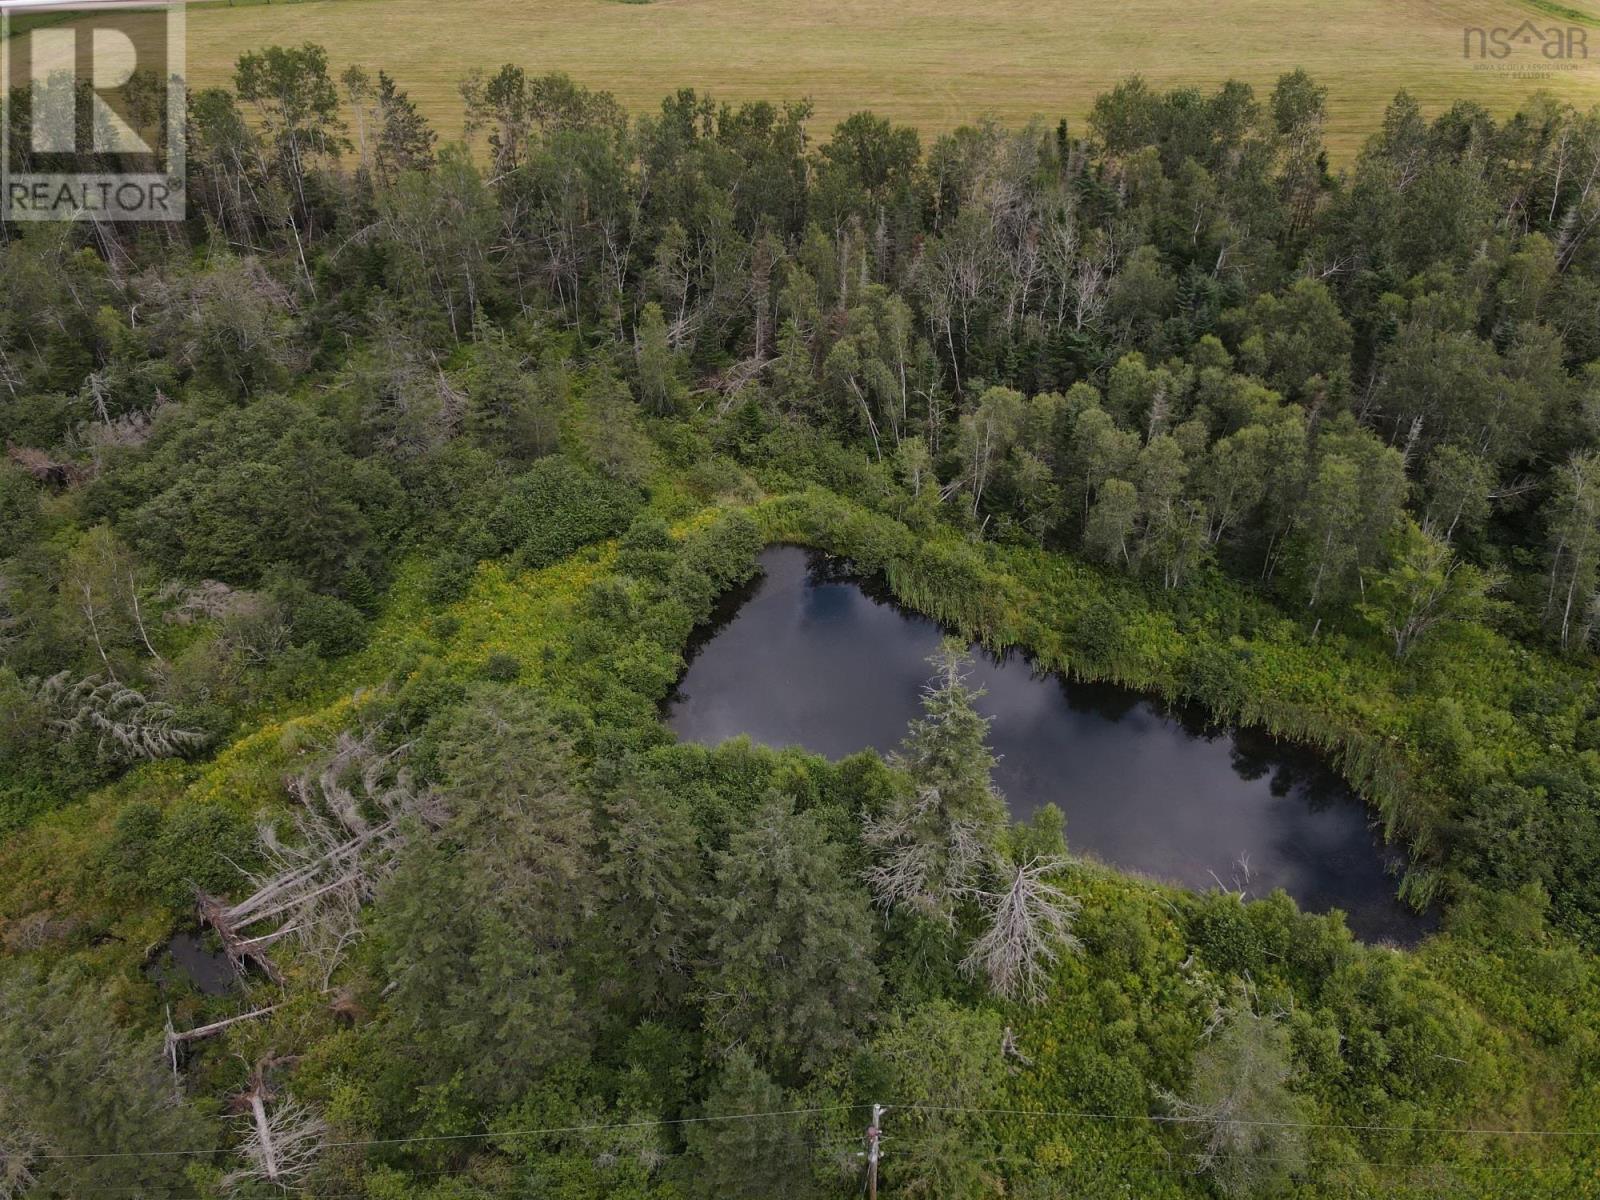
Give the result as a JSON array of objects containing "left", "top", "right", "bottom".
[{"left": 2, "top": 47, "right": 1600, "bottom": 1200}]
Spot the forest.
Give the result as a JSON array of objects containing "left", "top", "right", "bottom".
[{"left": 2, "top": 45, "right": 1600, "bottom": 1198}]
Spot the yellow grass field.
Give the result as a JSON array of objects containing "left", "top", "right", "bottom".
[{"left": 25, "top": 0, "right": 1600, "bottom": 157}]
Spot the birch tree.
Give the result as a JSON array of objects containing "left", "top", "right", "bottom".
[
  {"left": 1544, "top": 451, "right": 1600, "bottom": 651},
  {"left": 1361, "top": 521, "right": 1500, "bottom": 657}
]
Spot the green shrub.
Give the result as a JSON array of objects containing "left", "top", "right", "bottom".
[
  {"left": 482, "top": 652, "right": 522, "bottom": 681},
  {"left": 291, "top": 594, "right": 369, "bottom": 657},
  {"left": 340, "top": 565, "right": 379, "bottom": 615},
  {"left": 424, "top": 548, "right": 480, "bottom": 604},
  {"left": 99, "top": 799, "right": 255, "bottom": 910},
  {"left": 488, "top": 457, "right": 639, "bottom": 567},
  {"left": 0, "top": 462, "right": 42, "bottom": 545},
  {"left": 1189, "top": 892, "right": 1266, "bottom": 977},
  {"left": 616, "top": 513, "right": 676, "bottom": 581},
  {"left": 1071, "top": 599, "right": 1131, "bottom": 677}
]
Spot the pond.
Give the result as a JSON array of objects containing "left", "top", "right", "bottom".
[
  {"left": 666, "top": 546, "right": 1435, "bottom": 945},
  {"left": 145, "top": 931, "right": 239, "bottom": 996}
]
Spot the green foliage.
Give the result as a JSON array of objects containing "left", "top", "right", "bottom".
[
  {"left": 376, "top": 686, "right": 594, "bottom": 1107},
  {"left": 97, "top": 396, "right": 401, "bottom": 590},
  {"left": 616, "top": 513, "right": 678, "bottom": 581},
  {"left": 679, "top": 1050, "right": 816, "bottom": 1199},
  {"left": 288, "top": 591, "right": 370, "bottom": 657},
  {"left": 98, "top": 798, "right": 255, "bottom": 910},
  {"left": 700, "top": 793, "right": 881, "bottom": 1078},
  {"left": 481, "top": 650, "right": 522, "bottom": 680},
  {"left": 0, "top": 963, "right": 209, "bottom": 1196},
  {"left": 1359, "top": 520, "right": 1499, "bottom": 658},
  {"left": 868, "top": 1002, "right": 1006, "bottom": 1197},
  {"left": 592, "top": 761, "right": 705, "bottom": 1014},
  {"left": 489, "top": 457, "right": 641, "bottom": 567},
  {"left": 1188, "top": 894, "right": 1266, "bottom": 978},
  {"left": 5, "top": 54, "right": 1600, "bottom": 1200}
]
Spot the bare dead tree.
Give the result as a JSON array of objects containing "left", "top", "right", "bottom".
[
  {"left": 0, "top": 343, "right": 20, "bottom": 400},
  {"left": 160, "top": 579, "right": 252, "bottom": 624},
  {"left": 0, "top": 911, "right": 79, "bottom": 954},
  {"left": 708, "top": 355, "right": 774, "bottom": 415},
  {"left": 82, "top": 370, "right": 113, "bottom": 424},
  {"left": 224, "top": 1062, "right": 327, "bottom": 1192},
  {"left": 201, "top": 732, "right": 443, "bottom": 986},
  {"left": 590, "top": 1120, "right": 670, "bottom": 1177},
  {"left": 960, "top": 856, "right": 1082, "bottom": 1003},
  {"left": 1071, "top": 230, "right": 1116, "bottom": 334},
  {"left": 160, "top": 581, "right": 291, "bottom": 674},
  {"left": 4, "top": 445, "right": 81, "bottom": 488},
  {"left": 863, "top": 784, "right": 994, "bottom": 924},
  {"left": 1000, "top": 1024, "right": 1034, "bottom": 1066},
  {"left": 133, "top": 254, "right": 304, "bottom": 392},
  {"left": 73, "top": 396, "right": 165, "bottom": 472}
]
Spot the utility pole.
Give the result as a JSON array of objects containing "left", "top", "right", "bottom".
[{"left": 865, "top": 1102, "right": 883, "bottom": 1199}]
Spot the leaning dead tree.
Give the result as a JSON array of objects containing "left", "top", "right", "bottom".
[
  {"left": 200, "top": 731, "right": 443, "bottom": 986},
  {"left": 224, "top": 1060, "right": 327, "bottom": 1192},
  {"left": 164, "top": 1003, "right": 285, "bottom": 1079},
  {"left": 960, "top": 856, "right": 1082, "bottom": 1004}
]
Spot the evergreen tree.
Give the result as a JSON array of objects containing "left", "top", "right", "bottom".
[
  {"left": 593, "top": 768, "right": 706, "bottom": 1013},
  {"left": 864, "top": 640, "right": 1006, "bottom": 924},
  {"left": 701, "top": 794, "right": 880, "bottom": 1077},
  {"left": 374, "top": 70, "right": 437, "bottom": 183},
  {"left": 871, "top": 1002, "right": 1006, "bottom": 1198},
  {"left": 634, "top": 301, "right": 682, "bottom": 416},
  {"left": 375, "top": 686, "right": 595, "bottom": 1104},
  {"left": 0, "top": 964, "right": 207, "bottom": 1196},
  {"left": 679, "top": 1049, "right": 818, "bottom": 1199}
]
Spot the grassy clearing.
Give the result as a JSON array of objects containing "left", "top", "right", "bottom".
[{"left": 21, "top": 0, "right": 1597, "bottom": 159}]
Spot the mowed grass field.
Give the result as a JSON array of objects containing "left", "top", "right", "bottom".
[{"left": 22, "top": 0, "right": 1600, "bottom": 157}]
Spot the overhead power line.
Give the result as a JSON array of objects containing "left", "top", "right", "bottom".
[
  {"left": 33, "top": 1104, "right": 864, "bottom": 1161},
  {"left": 895, "top": 1103, "right": 1600, "bottom": 1138},
  {"left": 31, "top": 1097, "right": 1600, "bottom": 1166}
]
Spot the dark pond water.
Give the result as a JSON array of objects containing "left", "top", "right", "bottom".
[
  {"left": 145, "top": 931, "right": 239, "bottom": 996},
  {"left": 666, "top": 546, "right": 1434, "bottom": 945}
]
